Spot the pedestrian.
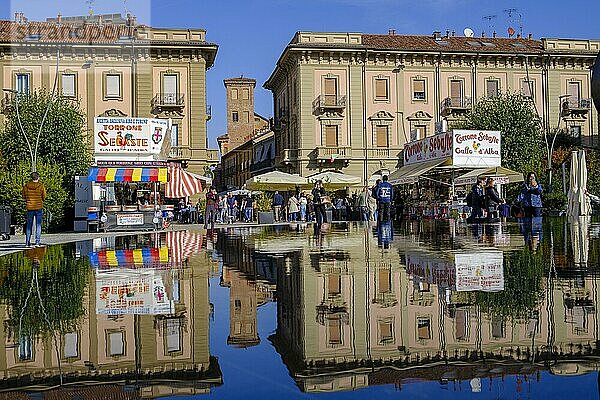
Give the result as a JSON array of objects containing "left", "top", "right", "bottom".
[
  {"left": 311, "top": 180, "right": 328, "bottom": 226},
  {"left": 273, "top": 191, "right": 284, "bottom": 222},
  {"left": 204, "top": 186, "right": 218, "bottom": 229},
  {"left": 376, "top": 175, "right": 393, "bottom": 222},
  {"left": 189, "top": 201, "right": 197, "bottom": 224},
  {"left": 467, "top": 177, "right": 486, "bottom": 222},
  {"left": 227, "top": 192, "right": 237, "bottom": 223},
  {"left": 219, "top": 195, "right": 228, "bottom": 223},
  {"left": 299, "top": 192, "right": 308, "bottom": 221},
  {"left": 357, "top": 186, "right": 370, "bottom": 221},
  {"left": 517, "top": 172, "right": 543, "bottom": 217},
  {"left": 484, "top": 178, "right": 504, "bottom": 222},
  {"left": 288, "top": 193, "right": 300, "bottom": 222},
  {"left": 367, "top": 191, "right": 378, "bottom": 221},
  {"left": 22, "top": 171, "right": 46, "bottom": 247},
  {"left": 243, "top": 194, "right": 254, "bottom": 222},
  {"left": 371, "top": 179, "right": 381, "bottom": 221}
]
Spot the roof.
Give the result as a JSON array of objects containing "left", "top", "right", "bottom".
[
  {"left": 361, "top": 34, "right": 544, "bottom": 54},
  {"left": 224, "top": 76, "right": 257, "bottom": 86}
]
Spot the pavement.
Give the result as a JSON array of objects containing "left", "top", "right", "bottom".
[{"left": 0, "top": 220, "right": 315, "bottom": 256}]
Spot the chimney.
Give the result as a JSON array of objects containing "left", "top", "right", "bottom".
[
  {"left": 133, "top": 16, "right": 137, "bottom": 26},
  {"left": 451, "top": 30, "right": 456, "bottom": 37},
  {"left": 433, "top": 31, "right": 442, "bottom": 40},
  {"left": 528, "top": 33, "right": 533, "bottom": 39},
  {"left": 14, "top": 12, "right": 18, "bottom": 22},
  {"left": 19, "top": 12, "right": 24, "bottom": 23},
  {"left": 388, "top": 29, "right": 396, "bottom": 35},
  {"left": 481, "top": 31, "right": 485, "bottom": 38},
  {"left": 446, "top": 30, "right": 450, "bottom": 38},
  {"left": 493, "top": 31, "right": 497, "bottom": 38},
  {"left": 517, "top": 33, "right": 521, "bottom": 38},
  {"left": 57, "top": 13, "right": 62, "bottom": 24},
  {"left": 97, "top": 15, "right": 103, "bottom": 26}
]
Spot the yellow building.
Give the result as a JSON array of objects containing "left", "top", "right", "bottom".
[
  {"left": 265, "top": 31, "right": 600, "bottom": 183},
  {"left": 0, "top": 13, "right": 218, "bottom": 176}
]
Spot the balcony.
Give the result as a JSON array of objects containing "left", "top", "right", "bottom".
[
  {"left": 562, "top": 97, "right": 592, "bottom": 116},
  {"left": 312, "top": 94, "right": 347, "bottom": 114},
  {"left": 151, "top": 93, "right": 185, "bottom": 110},
  {"left": 315, "top": 146, "right": 352, "bottom": 163},
  {"left": 368, "top": 148, "right": 402, "bottom": 159},
  {"left": 168, "top": 146, "right": 191, "bottom": 160},
  {"left": 441, "top": 97, "right": 472, "bottom": 116},
  {"left": 206, "top": 105, "right": 212, "bottom": 121}
]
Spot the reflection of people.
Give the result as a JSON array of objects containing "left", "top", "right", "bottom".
[
  {"left": 311, "top": 180, "right": 328, "bottom": 226},
  {"left": 521, "top": 215, "right": 543, "bottom": 252},
  {"left": 518, "top": 172, "right": 543, "bottom": 217},
  {"left": 377, "top": 220, "right": 393, "bottom": 249},
  {"left": 22, "top": 172, "right": 46, "bottom": 247},
  {"left": 376, "top": 175, "right": 393, "bottom": 222}
]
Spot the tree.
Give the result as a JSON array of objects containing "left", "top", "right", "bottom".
[
  {"left": 455, "top": 93, "right": 545, "bottom": 176},
  {"left": 0, "top": 90, "right": 92, "bottom": 229}
]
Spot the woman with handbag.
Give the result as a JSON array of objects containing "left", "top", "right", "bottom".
[{"left": 311, "top": 180, "right": 328, "bottom": 226}]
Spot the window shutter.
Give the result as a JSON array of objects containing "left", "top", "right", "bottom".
[
  {"left": 62, "top": 74, "right": 76, "bottom": 97},
  {"left": 106, "top": 74, "right": 121, "bottom": 98},
  {"left": 376, "top": 126, "right": 389, "bottom": 148},
  {"left": 486, "top": 80, "right": 498, "bottom": 98},
  {"left": 375, "top": 79, "right": 388, "bottom": 100},
  {"left": 378, "top": 269, "right": 391, "bottom": 293},
  {"left": 325, "top": 125, "right": 338, "bottom": 147}
]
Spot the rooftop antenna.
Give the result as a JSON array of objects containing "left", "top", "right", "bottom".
[
  {"left": 463, "top": 27, "right": 474, "bottom": 38},
  {"left": 86, "top": 0, "right": 95, "bottom": 16},
  {"left": 123, "top": 0, "right": 131, "bottom": 17},
  {"left": 482, "top": 15, "right": 497, "bottom": 36},
  {"left": 504, "top": 8, "right": 523, "bottom": 36}
]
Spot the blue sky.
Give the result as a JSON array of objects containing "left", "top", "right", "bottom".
[{"left": 2, "top": 0, "right": 600, "bottom": 148}]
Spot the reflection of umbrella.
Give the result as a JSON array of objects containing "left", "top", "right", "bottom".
[
  {"left": 568, "top": 150, "right": 591, "bottom": 217},
  {"left": 306, "top": 170, "right": 361, "bottom": 189},
  {"left": 245, "top": 171, "right": 308, "bottom": 191},
  {"left": 570, "top": 216, "right": 590, "bottom": 266}
]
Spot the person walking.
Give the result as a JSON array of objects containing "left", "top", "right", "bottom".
[
  {"left": 273, "top": 191, "right": 284, "bottom": 222},
  {"left": 517, "top": 172, "right": 543, "bottom": 217},
  {"left": 311, "top": 180, "right": 328, "bottom": 226},
  {"left": 227, "top": 192, "right": 237, "bottom": 223},
  {"left": 288, "top": 194, "right": 300, "bottom": 222},
  {"left": 204, "top": 186, "right": 218, "bottom": 229},
  {"left": 371, "top": 179, "right": 381, "bottom": 221},
  {"left": 243, "top": 194, "right": 254, "bottom": 222},
  {"left": 22, "top": 172, "right": 46, "bottom": 247},
  {"left": 299, "top": 192, "right": 308, "bottom": 222},
  {"left": 467, "top": 177, "right": 486, "bottom": 222},
  {"left": 357, "top": 186, "right": 370, "bottom": 222},
  {"left": 484, "top": 178, "right": 504, "bottom": 222},
  {"left": 376, "top": 175, "right": 394, "bottom": 222}
]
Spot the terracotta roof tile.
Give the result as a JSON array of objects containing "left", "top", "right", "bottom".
[{"left": 362, "top": 34, "right": 544, "bottom": 54}]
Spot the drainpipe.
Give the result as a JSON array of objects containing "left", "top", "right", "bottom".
[{"left": 363, "top": 49, "right": 368, "bottom": 184}]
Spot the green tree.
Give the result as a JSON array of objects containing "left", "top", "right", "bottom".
[
  {"left": 0, "top": 90, "right": 92, "bottom": 229},
  {"left": 455, "top": 93, "right": 545, "bottom": 175}
]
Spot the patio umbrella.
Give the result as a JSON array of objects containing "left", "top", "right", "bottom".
[
  {"left": 578, "top": 150, "right": 591, "bottom": 216},
  {"left": 245, "top": 170, "right": 308, "bottom": 191},
  {"left": 306, "top": 170, "right": 361, "bottom": 190},
  {"left": 567, "top": 151, "right": 579, "bottom": 217},
  {"left": 567, "top": 150, "right": 591, "bottom": 217}
]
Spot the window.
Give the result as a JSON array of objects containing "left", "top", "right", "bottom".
[
  {"left": 234, "top": 299, "right": 242, "bottom": 311},
  {"left": 412, "top": 125, "right": 427, "bottom": 140},
  {"left": 324, "top": 125, "right": 338, "bottom": 147},
  {"left": 108, "top": 331, "right": 125, "bottom": 356},
  {"left": 324, "top": 77, "right": 337, "bottom": 105},
  {"left": 375, "top": 78, "right": 389, "bottom": 101},
  {"left": 165, "top": 318, "right": 181, "bottom": 353},
  {"left": 244, "top": 111, "right": 250, "bottom": 123},
  {"left": 376, "top": 125, "right": 389, "bottom": 148},
  {"left": 105, "top": 74, "right": 121, "bottom": 99},
  {"left": 417, "top": 317, "right": 431, "bottom": 340},
  {"left": 18, "top": 336, "right": 33, "bottom": 361},
  {"left": 232, "top": 111, "right": 239, "bottom": 122},
  {"left": 61, "top": 73, "right": 76, "bottom": 97},
  {"left": 328, "top": 273, "right": 341, "bottom": 296},
  {"left": 570, "top": 125, "right": 582, "bottom": 138},
  {"left": 486, "top": 80, "right": 499, "bottom": 98},
  {"left": 64, "top": 332, "right": 79, "bottom": 358},
  {"left": 327, "top": 319, "right": 342, "bottom": 346},
  {"left": 170, "top": 124, "right": 179, "bottom": 147},
  {"left": 379, "top": 320, "right": 394, "bottom": 344},
  {"left": 242, "top": 88, "right": 249, "bottom": 100},
  {"left": 521, "top": 79, "right": 535, "bottom": 99},
  {"left": 378, "top": 269, "right": 391, "bottom": 293},
  {"left": 16, "top": 73, "right": 30, "bottom": 95},
  {"left": 412, "top": 79, "right": 426, "bottom": 100},
  {"left": 568, "top": 81, "right": 581, "bottom": 103},
  {"left": 455, "top": 309, "right": 468, "bottom": 341},
  {"left": 163, "top": 74, "right": 178, "bottom": 104},
  {"left": 492, "top": 316, "right": 505, "bottom": 338},
  {"left": 231, "top": 88, "right": 238, "bottom": 100},
  {"left": 450, "top": 79, "right": 464, "bottom": 104}
]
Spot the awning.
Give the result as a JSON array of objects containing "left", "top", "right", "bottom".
[
  {"left": 388, "top": 158, "right": 451, "bottom": 185},
  {"left": 306, "top": 170, "right": 362, "bottom": 189},
  {"left": 166, "top": 230, "right": 204, "bottom": 266},
  {"left": 453, "top": 166, "right": 524, "bottom": 185},
  {"left": 88, "top": 247, "right": 170, "bottom": 269},
  {"left": 165, "top": 163, "right": 209, "bottom": 198},
  {"left": 88, "top": 167, "right": 168, "bottom": 183}
]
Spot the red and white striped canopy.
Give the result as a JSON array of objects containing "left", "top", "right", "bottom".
[
  {"left": 165, "top": 163, "right": 209, "bottom": 198},
  {"left": 166, "top": 230, "right": 204, "bottom": 266}
]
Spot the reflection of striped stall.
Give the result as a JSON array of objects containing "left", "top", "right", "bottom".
[
  {"left": 89, "top": 247, "right": 169, "bottom": 269},
  {"left": 166, "top": 230, "right": 204, "bottom": 266},
  {"left": 88, "top": 167, "right": 168, "bottom": 182}
]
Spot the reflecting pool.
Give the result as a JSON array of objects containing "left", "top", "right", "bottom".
[{"left": 0, "top": 217, "right": 599, "bottom": 399}]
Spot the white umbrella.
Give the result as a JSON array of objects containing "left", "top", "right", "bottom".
[
  {"left": 567, "top": 150, "right": 591, "bottom": 217},
  {"left": 567, "top": 151, "right": 580, "bottom": 217},
  {"left": 306, "top": 170, "right": 362, "bottom": 189},
  {"left": 245, "top": 170, "right": 308, "bottom": 191},
  {"left": 578, "top": 150, "right": 591, "bottom": 216}
]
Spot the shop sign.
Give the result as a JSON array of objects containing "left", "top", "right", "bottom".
[
  {"left": 94, "top": 117, "right": 169, "bottom": 156},
  {"left": 404, "top": 132, "right": 453, "bottom": 165},
  {"left": 453, "top": 130, "right": 501, "bottom": 167},
  {"left": 405, "top": 252, "right": 456, "bottom": 288},
  {"left": 96, "top": 269, "right": 175, "bottom": 315},
  {"left": 455, "top": 251, "right": 504, "bottom": 292},
  {"left": 117, "top": 213, "right": 144, "bottom": 226}
]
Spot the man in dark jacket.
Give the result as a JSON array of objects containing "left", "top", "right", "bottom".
[
  {"left": 484, "top": 178, "right": 503, "bottom": 222},
  {"left": 376, "top": 175, "right": 394, "bottom": 222},
  {"left": 467, "top": 177, "right": 486, "bottom": 222},
  {"left": 273, "top": 191, "right": 284, "bottom": 222}
]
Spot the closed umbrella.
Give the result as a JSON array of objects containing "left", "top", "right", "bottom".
[
  {"left": 567, "top": 151, "right": 580, "bottom": 217},
  {"left": 570, "top": 216, "right": 590, "bottom": 266},
  {"left": 578, "top": 150, "right": 591, "bottom": 216}
]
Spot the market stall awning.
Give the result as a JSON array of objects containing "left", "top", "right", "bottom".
[
  {"left": 388, "top": 158, "right": 451, "bottom": 185},
  {"left": 453, "top": 166, "right": 524, "bottom": 185},
  {"left": 88, "top": 247, "right": 170, "bottom": 269},
  {"left": 245, "top": 170, "right": 308, "bottom": 191},
  {"left": 88, "top": 167, "right": 168, "bottom": 183},
  {"left": 166, "top": 230, "right": 204, "bottom": 266},
  {"left": 307, "top": 170, "right": 362, "bottom": 189},
  {"left": 165, "top": 163, "right": 209, "bottom": 198}
]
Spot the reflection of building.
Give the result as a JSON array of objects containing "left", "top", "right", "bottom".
[
  {"left": 265, "top": 32, "right": 600, "bottom": 183},
  {"left": 267, "top": 223, "right": 600, "bottom": 393},
  {"left": 0, "top": 237, "right": 221, "bottom": 397},
  {"left": 0, "top": 13, "right": 218, "bottom": 175}
]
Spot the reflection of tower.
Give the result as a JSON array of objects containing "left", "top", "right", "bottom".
[{"left": 226, "top": 267, "right": 260, "bottom": 347}]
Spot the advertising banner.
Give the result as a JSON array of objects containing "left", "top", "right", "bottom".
[
  {"left": 452, "top": 130, "right": 501, "bottom": 168},
  {"left": 94, "top": 117, "right": 170, "bottom": 159},
  {"left": 455, "top": 251, "right": 504, "bottom": 292},
  {"left": 404, "top": 132, "right": 453, "bottom": 165},
  {"left": 96, "top": 269, "right": 175, "bottom": 315},
  {"left": 116, "top": 213, "right": 144, "bottom": 226}
]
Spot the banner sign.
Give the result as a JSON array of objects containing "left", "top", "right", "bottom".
[
  {"left": 455, "top": 251, "right": 504, "bottom": 292},
  {"left": 452, "top": 130, "right": 501, "bottom": 167},
  {"left": 404, "top": 132, "right": 453, "bottom": 165},
  {"left": 117, "top": 213, "right": 144, "bottom": 226},
  {"left": 94, "top": 117, "right": 169, "bottom": 156},
  {"left": 96, "top": 269, "right": 175, "bottom": 315}
]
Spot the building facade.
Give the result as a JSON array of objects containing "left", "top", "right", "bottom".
[
  {"left": 0, "top": 13, "right": 219, "bottom": 176},
  {"left": 265, "top": 31, "right": 600, "bottom": 184}
]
